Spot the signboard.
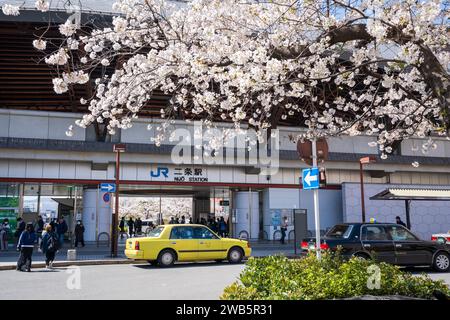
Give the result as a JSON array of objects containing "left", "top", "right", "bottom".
[
  {"left": 0, "top": 197, "right": 19, "bottom": 244},
  {"left": 270, "top": 209, "right": 292, "bottom": 227},
  {"left": 302, "top": 167, "right": 320, "bottom": 190},
  {"left": 100, "top": 183, "right": 116, "bottom": 193},
  {"left": 219, "top": 200, "right": 230, "bottom": 206},
  {"left": 102, "top": 193, "right": 110, "bottom": 203}
]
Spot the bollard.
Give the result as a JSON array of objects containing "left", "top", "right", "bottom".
[{"left": 67, "top": 249, "right": 77, "bottom": 261}]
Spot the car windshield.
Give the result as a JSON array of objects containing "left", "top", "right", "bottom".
[
  {"left": 147, "top": 226, "right": 164, "bottom": 238},
  {"left": 326, "top": 225, "right": 353, "bottom": 238}
]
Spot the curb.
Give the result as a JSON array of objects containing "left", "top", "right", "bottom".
[
  {"left": 0, "top": 259, "right": 147, "bottom": 271},
  {"left": 0, "top": 255, "right": 303, "bottom": 271}
]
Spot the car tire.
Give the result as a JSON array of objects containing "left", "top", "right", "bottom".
[
  {"left": 353, "top": 252, "right": 371, "bottom": 261},
  {"left": 148, "top": 260, "right": 158, "bottom": 266},
  {"left": 433, "top": 252, "right": 450, "bottom": 272},
  {"left": 157, "top": 249, "right": 176, "bottom": 267},
  {"left": 227, "top": 247, "right": 243, "bottom": 264}
]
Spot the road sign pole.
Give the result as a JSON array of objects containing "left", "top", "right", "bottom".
[
  {"left": 112, "top": 150, "right": 120, "bottom": 257},
  {"left": 312, "top": 137, "right": 321, "bottom": 259}
]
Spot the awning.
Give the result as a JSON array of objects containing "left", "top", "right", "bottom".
[
  {"left": 370, "top": 188, "right": 450, "bottom": 201},
  {"left": 370, "top": 188, "right": 450, "bottom": 230},
  {"left": 51, "top": 198, "right": 74, "bottom": 208}
]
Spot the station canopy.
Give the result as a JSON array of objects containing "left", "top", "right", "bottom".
[
  {"left": 370, "top": 188, "right": 450, "bottom": 230},
  {"left": 370, "top": 188, "right": 450, "bottom": 201}
]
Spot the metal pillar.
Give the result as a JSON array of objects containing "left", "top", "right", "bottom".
[
  {"left": 405, "top": 200, "right": 411, "bottom": 229},
  {"left": 312, "top": 137, "right": 321, "bottom": 259}
]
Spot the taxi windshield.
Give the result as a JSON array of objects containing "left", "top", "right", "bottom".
[{"left": 147, "top": 226, "right": 164, "bottom": 237}]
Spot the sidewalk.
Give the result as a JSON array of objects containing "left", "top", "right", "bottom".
[{"left": 0, "top": 240, "right": 299, "bottom": 270}]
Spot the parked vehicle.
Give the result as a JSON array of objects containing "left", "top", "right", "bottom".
[
  {"left": 125, "top": 224, "right": 251, "bottom": 267},
  {"left": 301, "top": 223, "right": 450, "bottom": 272},
  {"left": 431, "top": 232, "right": 450, "bottom": 244}
]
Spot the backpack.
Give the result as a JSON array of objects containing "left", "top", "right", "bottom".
[{"left": 47, "top": 233, "right": 60, "bottom": 252}]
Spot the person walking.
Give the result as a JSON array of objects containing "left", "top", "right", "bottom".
[
  {"left": 16, "top": 222, "right": 36, "bottom": 272},
  {"left": 135, "top": 217, "right": 143, "bottom": 235},
  {"left": 169, "top": 217, "right": 175, "bottom": 224},
  {"left": 280, "top": 216, "right": 288, "bottom": 244},
  {"left": 0, "top": 218, "right": 11, "bottom": 251},
  {"left": 35, "top": 215, "right": 44, "bottom": 245},
  {"left": 395, "top": 216, "right": 407, "bottom": 228},
  {"left": 74, "top": 220, "right": 85, "bottom": 248},
  {"left": 55, "top": 217, "right": 68, "bottom": 248},
  {"left": 14, "top": 217, "right": 26, "bottom": 245},
  {"left": 119, "top": 217, "right": 126, "bottom": 239},
  {"left": 218, "top": 217, "right": 227, "bottom": 237},
  {"left": 181, "top": 215, "right": 186, "bottom": 224},
  {"left": 40, "top": 224, "right": 58, "bottom": 269},
  {"left": 127, "top": 217, "right": 134, "bottom": 238}
]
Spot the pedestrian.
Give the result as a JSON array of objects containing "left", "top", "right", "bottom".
[
  {"left": 40, "top": 224, "right": 58, "bottom": 269},
  {"left": 175, "top": 216, "right": 180, "bottom": 224},
  {"left": 0, "top": 218, "right": 11, "bottom": 251},
  {"left": 119, "top": 217, "right": 126, "bottom": 239},
  {"left": 56, "top": 217, "right": 68, "bottom": 248},
  {"left": 16, "top": 222, "right": 36, "bottom": 272},
  {"left": 169, "top": 217, "right": 175, "bottom": 224},
  {"left": 127, "top": 217, "right": 134, "bottom": 238},
  {"left": 280, "top": 216, "right": 288, "bottom": 244},
  {"left": 395, "top": 216, "right": 407, "bottom": 228},
  {"left": 74, "top": 220, "right": 85, "bottom": 248},
  {"left": 14, "top": 217, "right": 26, "bottom": 245},
  {"left": 135, "top": 217, "right": 143, "bottom": 235},
  {"left": 218, "top": 217, "right": 227, "bottom": 237},
  {"left": 35, "top": 215, "right": 44, "bottom": 245},
  {"left": 181, "top": 215, "right": 186, "bottom": 224}
]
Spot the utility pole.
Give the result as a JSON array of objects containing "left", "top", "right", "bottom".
[
  {"left": 112, "top": 143, "right": 126, "bottom": 257},
  {"left": 312, "top": 137, "right": 321, "bottom": 259}
]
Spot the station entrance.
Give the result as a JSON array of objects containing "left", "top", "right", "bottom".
[{"left": 118, "top": 185, "right": 231, "bottom": 235}]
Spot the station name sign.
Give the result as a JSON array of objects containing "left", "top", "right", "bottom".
[{"left": 150, "top": 167, "right": 209, "bottom": 182}]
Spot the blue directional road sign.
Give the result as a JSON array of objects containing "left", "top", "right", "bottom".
[
  {"left": 302, "top": 167, "right": 320, "bottom": 190},
  {"left": 100, "top": 183, "right": 116, "bottom": 193}
]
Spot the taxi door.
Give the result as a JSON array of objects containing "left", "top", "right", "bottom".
[
  {"left": 194, "top": 226, "right": 226, "bottom": 260},
  {"left": 169, "top": 226, "right": 198, "bottom": 261}
]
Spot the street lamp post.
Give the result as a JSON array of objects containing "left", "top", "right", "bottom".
[
  {"left": 112, "top": 143, "right": 126, "bottom": 257},
  {"left": 359, "top": 156, "right": 376, "bottom": 223}
]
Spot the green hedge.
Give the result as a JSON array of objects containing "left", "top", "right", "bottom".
[{"left": 221, "top": 252, "right": 450, "bottom": 300}]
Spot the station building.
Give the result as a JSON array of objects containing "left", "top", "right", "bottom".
[{"left": 1, "top": 4, "right": 450, "bottom": 244}]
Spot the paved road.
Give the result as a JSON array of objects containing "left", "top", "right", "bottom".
[
  {"left": 0, "top": 262, "right": 246, "bottom": 300},
  {"left": 1, "top": 263, "right": 449, "bottom": 300}
]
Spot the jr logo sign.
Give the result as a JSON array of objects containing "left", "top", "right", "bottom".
[{"left": 151, "top": 167, "right": 169, "bottom": 178}]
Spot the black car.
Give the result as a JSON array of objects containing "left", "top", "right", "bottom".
[{"left": 301, "top": 222, "right": 450, "bottom": 272}]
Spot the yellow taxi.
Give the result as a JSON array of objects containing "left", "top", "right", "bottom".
[{"left": 125, "top": 224, "right": 252, "bottom": 267}]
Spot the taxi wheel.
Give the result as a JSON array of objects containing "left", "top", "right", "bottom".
[
  {"left": 148, "top": 260, "right": 158, "bottom": 266},
  {"left": 227, "top": 247, "right": 243, "bottom": 264},
  {"left": 433, "top": 252, "right": 450, "bottom": 272},
  {"left": 157, "top": 249, "right": 176, "bottom": 267}
]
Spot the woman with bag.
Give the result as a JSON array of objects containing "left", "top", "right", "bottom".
[{"left": 40, "top": 224, "right": 57, "bottom": 269}]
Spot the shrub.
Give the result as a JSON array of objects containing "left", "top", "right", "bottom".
[{"left": 221, "top": 252, "right": 450, "bottom": 300}]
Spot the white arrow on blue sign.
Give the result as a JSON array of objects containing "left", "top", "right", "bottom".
[
  {"left": 302, "top": 168, "right": 320, "bottom": 190},
  {"left": 100, "top": 183, "right": 116, "bottom": 193}
]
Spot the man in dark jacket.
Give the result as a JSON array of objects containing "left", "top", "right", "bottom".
[
  {"left": 119, "top": 217, "right": 126, "bottom": 239},
  {"left": 127, "top": 217, "right": 134, "bottom": 238},
  {"left": 15, "top": 217, "right": 26, "bottom": 244},
  {"left": 396, "top": 216, "right": 407, "bottom": 228},
  {"left": 74, "top": 220, "right": 85, "bottom": 248},
  {"left": 16, "top": 223, "right": 36, "bottom": 272},
  {"left": 135, "top": 218, "right": 143, "bottom": 235},
  {"left": 56, "top": 217, "right": 68, "bottom": 248}
]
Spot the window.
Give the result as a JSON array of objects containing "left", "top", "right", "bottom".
[
  {"left": 326, "top": 225, "right": 353, "bottom": 239},
  {"left": 170, "top": 226, "right": 194, "bottom": 239},
  {"left": 147, "top": 226, "right": 164, "bottom": 238},
  {"left": 361, "top": 226, "right": 390, "bottom": 241},
  {"left": 194, "top": 226, "right": 218, "bottom": 239},
  {"left": 386, "top": 226, "right": 418, "bottom": 241}
]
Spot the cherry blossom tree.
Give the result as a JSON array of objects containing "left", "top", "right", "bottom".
[{"left": 2, "top": 0, "right": 449, "bottom": 159}]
